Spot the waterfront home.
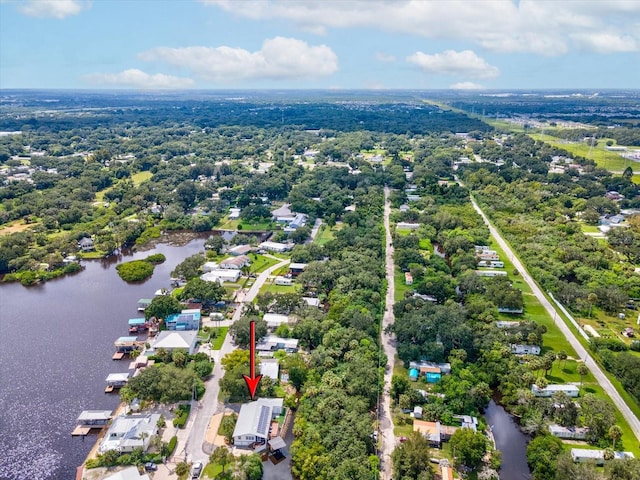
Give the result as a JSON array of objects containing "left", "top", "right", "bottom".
[
  {"left": 229, "top": 244, "right": 253, "bottom": 256},
  {"left": 412, "top": 420, "right": 457, "bottom": 447},
  {"left": 228, "top": 207, "right": 241, "bottom": 219},
  {"left": 548, "top": 424, "right": 589, "bottom": 440},
  {"left": 202, "top": 261, "right": 220, "bottom": 273},
  {"left": 165, "top": 308, "right": 201, "bottom": 331},
  {"left": 151, "top": 330, "right": 198, "bottom": 355},
  {"left": 78, "top": 237, "right": 95, "bottom": 252},
  {"left": 232, "top": 398, "right": 284, "bottom": 448},
  {"left": 98, "top": 413, "right": 161, "bottom": 454},
  {"left": 113, "top": 336, "right": 143, "bottom": 359},
  {"left": 200, "top": 269, "right": 242, "bottom": 283},
  {"left": 531, "top": 384, "right": 579, "bottom": 398},
  {"left": 128, "top": 317, "right": 148, "bottom": 333}
]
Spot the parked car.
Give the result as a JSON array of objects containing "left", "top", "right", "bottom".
[
  {"left": 144, "top": 462, "right": 157, "bottom": 471},
  {"left": 191, "top": 461, "right": 203, "bottom": 478}
]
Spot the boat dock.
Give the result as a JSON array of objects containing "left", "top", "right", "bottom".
[
  {"left": 72, "top": 410, "right": 113, "bottom": 436},
  {"left": 71, "top": 425, "right": 92, "bottom": 437}
]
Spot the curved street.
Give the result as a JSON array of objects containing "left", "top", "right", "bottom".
[
  {"left": 467, "top": 194, "right": 640, "bottom": 441},
  {"left": 380, "top": 186, "right": 398, "bottom": 480}
]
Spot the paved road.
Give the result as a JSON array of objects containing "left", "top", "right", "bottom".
[
  {"left": 184, "top": 258, "right": 292, "bottom": 466},
  {"left": 309, "top": 218, "right": 322, "bottom": 242},
  {"left": 466, "top": 192, "right": 640, "bottom": 441},
  {"left": 380, "top": 186, "right": 397, "bottom": 480}
]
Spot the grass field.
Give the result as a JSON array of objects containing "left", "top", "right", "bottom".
[
  {"left": 259, "top": 280, "right": 302, "bottom": 296},
  {"left": 394, "top": 268, "right": 412, "bottom": 302},
  {"left": 218, "top": 217, "right": 272, "bottom": 231},
  {"left": 249, "top": 254, "right": 280, "bottom": 273},
  {"left": 529, "top": 133, "right": 635, "bottom": 171},
  {"left": 314, "top": 225, "right": 336, "bottom": 245},
  {"left": 131, "top": 171, "right": 152, "bottom": 185},
  {"left": 210, "top": 327, "right": 228, "bottom": 350}
]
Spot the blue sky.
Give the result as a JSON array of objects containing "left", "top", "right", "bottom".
[{"left": 1, "top": 0, "right": 639, "bottom": 90}]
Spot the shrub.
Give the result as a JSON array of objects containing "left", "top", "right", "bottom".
[
  {"left": 146, "top": 253, "right": 166, "bottom": 264},
  {"left": 172, "top": 404, "right": 191, "bottom": 428},
  {"left": 166, "top": 436, "right": 178, "bottom": 456},
  {"left": 116, "top": 260, "right": 154, "bottom": 282},
  {"left": 592, "top": 338, "right": 629, "bottom": 352},
  {"left": 630, "top": 341, "right": 640, "bottom": 352}
]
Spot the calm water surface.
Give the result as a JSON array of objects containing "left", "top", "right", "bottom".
[
  {"left": 0, "top": 237, "right": 206, "bottom": 480},
  {"left": 485, "top": 400, "right": 532, "bottom": 480}
]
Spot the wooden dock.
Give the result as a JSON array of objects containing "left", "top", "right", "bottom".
[
  {"left": 71, "top": 425, "right": 92, "bottom": 437},
  {"left": 112, "top": 352, "right": 125, "bottom": 360},
  {"left": 104, "top": 385, "right": 114, "bottom": 393}
]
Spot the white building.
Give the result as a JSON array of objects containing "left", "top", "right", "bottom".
[
  {"left": 263, "top": 313, "right": 290, "bottom": 329},
  {"left": 152, "top": 330, "right": 199, "bottom": 355},
  {"left": 548, "top": 424, "right": 589, "bottom": 440},
  {"left": 99, "top": 413, "right": 160, "bottom": 453},
  {"left": 259, "top": 241, "right": 294, "bottom": 253},
  {"left": 510, "top": 344, "right": 541, "bottom": 355},
  {"left": 531, "top": 384, "right": 579, "bottom": 398},
  {"left": 571, "top": 448, "right": 634, "bottom": 465},
  {"left": 220, "top": 255, "right": 250, "bottom": 269},
  {"left": 396, "top": 222, "right": 421, "bottom": 230},
  {"left": 104, "top": 466, "right": 150, "bottom": 480},
  {"left": 256, "top": 335, "right": 299, "bottom": 354},
  {"left": 259, "top": 358, "right": 280, "bottom": 381},
  {"left": 201, "top": 269, "right": 242, "bottom": 283},
  {"left": 228, "top": 207, "right": 241, "bottom": 219},
  {"left": 274, "top": 276, "right": 293, "bottom": 286}
]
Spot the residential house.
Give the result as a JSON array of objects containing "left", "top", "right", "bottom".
[
  {"left": 78, "top": 237, "right": 95, "bottom": 252},
  {"left": 200, "top": 269, "right": 242, "bottom": 283},
  {"left": 272, "top": 204, "right": 296, "bottom": 223},
  {"left": 229, "top": 244, "right": 252, "bottom": 256},
  {"left": 256, "top": 335, "right": 299, "bottom": 354},
  {"left": 396, "top": 222, "right": 420, "bottom": 230},
  {"left": 228, "top": 207, "right": 241, "bottom": 219},
  {"left": 98, "top": 413, "right": 161, "bottom": 453},
  {"left": 478, "top": 260, "right": 505, "bottom": 268},
  {"left": 151, "top": 330, "right": 199, "bottom": 355},
  {"left": 202, "top": 261, "right": 220, "bottom": 273},
  {"left": 510, "top": 344, "right": 541, "bottom": 355},
  {"left": 259, "top": 241, "right": 294, "bottom": 253},
  {"left": 496, "top": 321, "right": 522, "bottom": 329},
  {"left": 263, "top": 314, "right": 290, "bottom": 330},
  {"left": 571, "top": 448, "right": 635, "bottom": 465},
  {"left": 220, "top": 255, "right": 250, "bottom": 270},
  {"left": 498, "top": 307, "right": 524, "bottom": 314},
  {"left": 548, "top": 424, "right": 589, "bottom": 440},
  {"left": 409, "top": 368, "right": 419, "bottom": 382},
  {"left": 413, "top": 420, "right": 457, "bottom": 447},
  {"left": 531, "top": 384, "right": 579, "bottom": 398},
  {"left": 289, "top": 263, "right": 308, "bottom": 276},
  {"left": 274, "top": 276, "right": 293, "bottom": 286},
  {"left": 413, "top": 406, "right": 423, "bottom": 419},
  {"left": 399, "top": 204, "right": 410, "bottom": 212},
  {"left": 302, "top": 297, "right": 320, "bottom": 308},
  {"left": 232, "top": 398, "right": 284, "bottom": 448},
  {"left": 165, "top": 309, "right": 201, "bottom": 331},
  {"left": 475, "top": 270, "right": 507, "bottom": 277}
]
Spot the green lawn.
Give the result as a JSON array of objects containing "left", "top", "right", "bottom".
[
  {"left": 248, "top": 254, "right": 280, "bottom": 273},
  {"left": 529, "top": 133, "right": 633, "bottom": 171},
  {"left": 131, "top": 170, "right": 152, "bottom": 186},
  {"left": 210, "top": 327, "right": 229, "bottom": 350},
  {"left": 202, "top": 462, "right": 224, "bottom": 479},
  {"left": 580, "top": 224, "right": 600, "bottom": 233},
  {"left": 218, "top": 217, "right": 272, "bottom": 231},
  {"left": 394, "top": 268, "right": 412, "bottom": 302},
  {"left": 259, "top": 280, "right": 302, "bottom": 296}
]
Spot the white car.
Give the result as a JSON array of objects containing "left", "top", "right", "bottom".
[{"left": 191, "top": 461, "right": 203, "bottom": 478}]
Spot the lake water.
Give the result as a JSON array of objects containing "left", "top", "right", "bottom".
[
  {"left": 0, "top": 236, "right": 206, "bottom": 480},
  {"left": 485, "top": 400, "right": 532, "bottom": 480}
]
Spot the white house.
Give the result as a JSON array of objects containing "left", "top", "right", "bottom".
[
  {"left": 220, "top": 255, "right": 250, "bottom": 270},
  {"left": 228, "top": 207, "right": 241, "bottom": 219},
  {"left": 256, "top": 335, "right": 299, "bottom": 354},
  {"left": 201, "top": 269, "right": 242, "bottom": 283},
  {"left": 478, "top": 260, "right": 505, "bottom": 268},
  {"left": 259, "top": 241, "right": 294, "bottom": 253},
  {"left": 274, "top": 276, "right": 293, "bottom": 286},
  {"left": 232, "top": 398, "right": 284, "bottom": 448},
  {"left": 531, "top": 384, "right": 579, "bottom": 398},
  {"left": 396, "top": 222, "right": 420, "bottom": 230},
  {"left": 104, "top": 466, "right": 150, "bottom": 480},
  {"left": 229, "top": 244, "right": 252, "bottom": 256},
  {"left": 302, "top": 297, "right": 320, "bottom": 307},
  {"left": 98, "top": 413, "right": 160, "bottom": 453},
  {"left": 475, "top": 270, "right": 507, "bottom": 277},
  {"left": 78, "top": 237, "right": 95, "bottom": 252},
  {"left": 263, "top": 313, "right": 290, "bottom": 329},
  {"left": 571, "top": 448, "right": 635, "bottom": 465},
  {"left": 152, "top": 330, "right": 199, "bottom": 355},
  {"left": 202, "top": 261, "right": 220, "bottom": 273}
]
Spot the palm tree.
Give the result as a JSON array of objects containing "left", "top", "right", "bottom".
[
  {"left": 557, "top": 350, "right": 568, "bottom": 371},
  {"left": 603, "top": 448, "right": 615, "bottom": 461},
  {"left": 577, "top": 363, "right": 589, "bottom": 387},
  {"left": 609, "top": 425, "right": 623, "bottom": 450},
  {"left": 587, "top": 293, "right": 598, "bottom": 318}
]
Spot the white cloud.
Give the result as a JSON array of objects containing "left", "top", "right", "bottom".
[
  {"left": 571, "top": 32, "right": 639, "bottom": 53},
  {"left": 83, "top": 69, "right": 194, "bottom": 89},
  {"left": 449, "top": 82, "right": 485, "bottom": 90},
  {"left": 201, "top": 0, "right": 640, "bottom": 55},
  {"left": 375, "top": 52, "right": 396, "bottom": 63},
  {"left": 19, "top": 0, "right": 88, "bottom": 19},
  {"left": 139, "top": 37, "right": 338, "bottom": 82},
  {"left": 407, "top": 50, "right": 500, "bottom": 79}
]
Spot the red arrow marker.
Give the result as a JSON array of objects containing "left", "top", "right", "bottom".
[{"left": 243, "top": 320, "right": 262, "bottom": 400}]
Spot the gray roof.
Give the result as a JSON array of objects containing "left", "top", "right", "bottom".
[
  {"left": 153, "top": 330, "right": 198, "bottom": 352},
  {"left": 233, "top": 398, "right": 284, "bottom": 440}
]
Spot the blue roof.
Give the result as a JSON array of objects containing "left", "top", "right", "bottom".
[
  {"left": 128, "top": 318, "right": 146, "bottom": 325},
  {"left": 409, "top": 368, "right": 419, "bottom": 377}
]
